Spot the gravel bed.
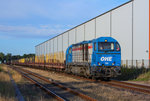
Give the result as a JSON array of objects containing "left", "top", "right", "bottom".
[{"left": 22, "top": 67, "right": 150, "bottom": 101}]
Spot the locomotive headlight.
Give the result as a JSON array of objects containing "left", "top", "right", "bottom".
[{"left": 112, "top": 63, "right": 114, "bottom": 65}]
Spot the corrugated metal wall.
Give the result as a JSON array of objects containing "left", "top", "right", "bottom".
[
  {"left": 63, "top": 32, "right": 69, "bottom": 59},
  {"left": 35, "top": 0, "right": 149, "bottom": 62},
  {"left": 85, "top": 20, "right": 95, "bottom": 40},
  {"left": 76, "top": 25, "right": 84, "bottom": 43},
  {"left": 112, "top": 3, "right": 133, "bottom": 60},
  {"left": 58, "top": 35, "right": 63, "bottom": 52},
  {"left": 96, "top": 13, "right": 111, "bottom": 38},
  {"left": 68, "top": 29, "right": 76, "bottom": 46},
  {"left": 133, "top": 0, "right": 149, "bottom": 60}
]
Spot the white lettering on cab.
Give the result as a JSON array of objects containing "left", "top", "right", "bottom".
[{"left": 101, "top": 57, "right": 112, "bottom": 61}]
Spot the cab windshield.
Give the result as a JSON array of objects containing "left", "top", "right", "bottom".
[{"left": 98, "top": 42, "right": 114, "bottom": 51}]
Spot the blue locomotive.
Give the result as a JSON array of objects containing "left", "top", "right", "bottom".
[{"left": 66, "top": 37, "right": 121, "bottom": 79}]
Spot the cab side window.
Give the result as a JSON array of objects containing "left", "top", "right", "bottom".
[{"left": 116, "top": 43, "right": 120, "bottom": 51}]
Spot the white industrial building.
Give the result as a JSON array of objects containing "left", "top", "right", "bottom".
[{"left": 35, "top": 0, "right": 149, "bottom": 66}]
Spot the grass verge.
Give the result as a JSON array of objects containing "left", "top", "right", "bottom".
[
  {"left": 116, "top": 67, "right": 150, "bottom": 81},
  {"left": 0, "top": 65, "right": 16, "bottom": 101},
  {"left": 132, "top": 70, "right": 150, "bottom": 81}
]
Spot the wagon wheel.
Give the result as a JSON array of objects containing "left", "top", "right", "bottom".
[{"left": 66, "top": 65, "right": 72, "bottom": 74}]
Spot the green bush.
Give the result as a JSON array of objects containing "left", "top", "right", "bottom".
[
  {"left": 133, "top": 71, "right": 150, "bottom": 81},
  {"left": 116, "top": 66, "right": 150, "bottom": 81}
]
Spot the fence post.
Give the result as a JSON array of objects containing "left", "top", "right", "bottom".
[
  {"left": 136, "top": 60, "right": 138, "bottom": 68},
  {"left": 142, "top": 59, "right": 144, "bottom": 67},
  {"left": 126, "top": 60, "right": 128, "bottom": 68},
  {"left": 132, "top": 59, "right": 133, "bottom": 68}
]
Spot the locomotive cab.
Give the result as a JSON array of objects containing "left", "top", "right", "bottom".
[{"left": 91, "top": 37, "right": 121, "bottom": 78}]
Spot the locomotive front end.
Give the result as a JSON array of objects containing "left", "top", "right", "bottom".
[{"left": 91, "top": 37, "right": 121, "bottom": 78}]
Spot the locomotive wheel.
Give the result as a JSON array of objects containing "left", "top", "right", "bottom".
[
  {"left": 84, "top": 70, "right": 91, "bottom": 78},
  {"left": 84, "top": 65, "right": 91, "bottom": 78}
]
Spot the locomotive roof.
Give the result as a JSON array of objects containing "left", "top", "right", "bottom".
[
  {"left": 72, "top": 37, "right": 118, "bottom": 46},
  {"left": 94, "top": 37, "right": 118, "bottom": 42},
  {"left": 66, "top": 37, "right": 120, "bottom": 51}
]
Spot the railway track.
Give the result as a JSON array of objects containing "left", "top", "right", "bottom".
[
  {"left": 61, "top": 71, "right": 150, "bottom": 95},
  {"left": 65, "top": 73, "right": 150, "bottom": 95},
  {"left": 14, "top": 65, "right": 150, "bottom": 95},
  {"left": 108, "top": 80, "right": 150, "bottom": 94},
  {"left": 9, "top": 65, "right": 98, "bottom": 101}
]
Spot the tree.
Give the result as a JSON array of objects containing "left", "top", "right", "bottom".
[
  {"left": 23, "top": 54, "right": 35, "bottom": 58},
  {"left": 11, "top": 55, "right": 21, "bottom": 60},
  {"left": 5, "top": 53, "right": 12, "bottom": 63},
  {"left": 0, "top": 52, "right": 5, "bottom": 63},
  {"left": 23, "top": 54, "right": 28, "bottom": 58},
  {"left": 28, "top": 54, "right": 35, "bottom": 57}
]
